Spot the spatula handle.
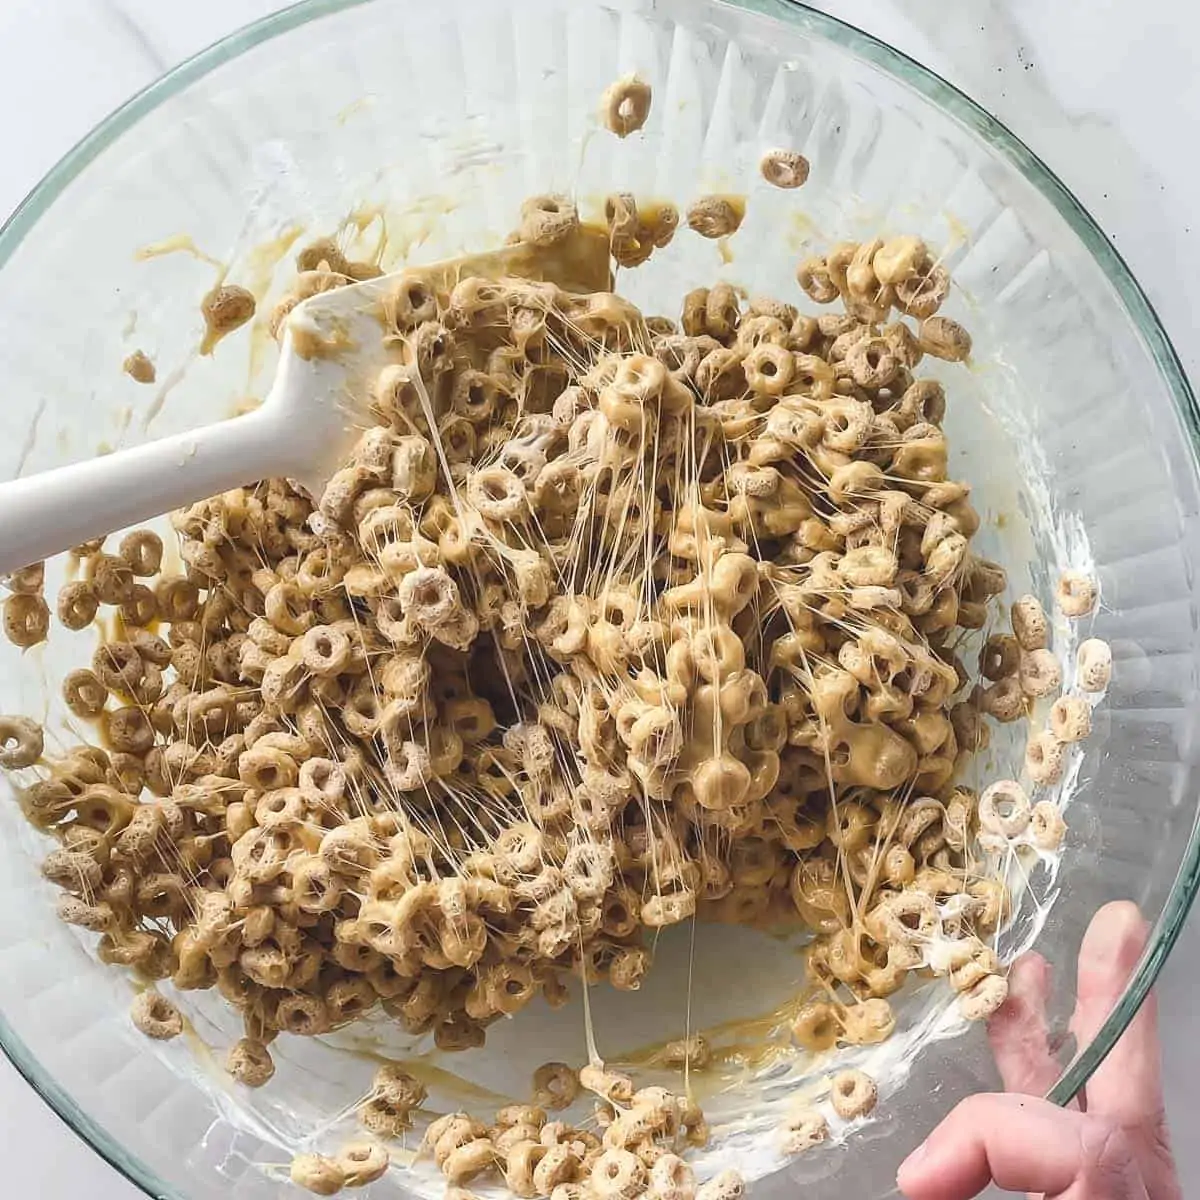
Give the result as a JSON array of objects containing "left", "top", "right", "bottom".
[{"left": 0, "top": 407, "right": 298, "bottom": 577}]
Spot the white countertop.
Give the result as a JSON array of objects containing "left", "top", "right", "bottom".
[{"left": 0, "top": 1, "right": 1197, "bottom": 1195}]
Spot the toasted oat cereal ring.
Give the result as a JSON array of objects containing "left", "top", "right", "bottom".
[
  {"left": 57, "top": 581, "right": 99, "bottom": 630},
  {"left": 760, "top": 148, "right": 810, "bottom": 189},
  {"left": 1056, "top": 569, "right": 1098, "bottom": 617},
  {"left": 829, "top": 1068, "right": 877, "bottom": 1120},
  {"left": 3, "top": 593, "right": 49, "bottom": 647},
  {"left": 1049, "top": 695, "right": 1092, "bottom": 742},
  {"left": 1077, "top": 638, "right": 1112, "bottom": 692},
  {"left": 600, "top": 74, "right": 652, "bottom": 138},
  {"left": 289, "top": 1153, "right": 346, "bottom": 1196},
  {"left": 978, "top": 779, "right": 1031, "bottom": 838},
  {"left": 130, "top": 990, "right": 184, "bottom": 1040},
  {"left": 0, "top": 714, "right": 42, "bottom": 768}
]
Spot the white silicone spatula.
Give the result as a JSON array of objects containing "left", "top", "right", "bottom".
[{"left": 0, "top": 229, "right": 611, "bottom": 578}]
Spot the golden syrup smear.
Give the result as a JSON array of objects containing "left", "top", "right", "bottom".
[
  {"left": 784, "top": 208, "right": 821, "bottom": 253},
  {"left": 244, "top": 225, "right": 306, "bottom": 381},
  {"left": 135, "top": 233, "right": 225, "bottom": 270},
  {"left": 226, "top": 395, "right": 264, "bottom": 418},
  {"left": 289, "top": 313, "right": 359, "bottom": 362},
  {"left": 244, "top": 226, "right": 306, "bottom": 296},
  {"left": 637, "top": 199, "right": 677, "bottom": 230},
  {"left": 607, "top": 984, "right": 822, "bottom": 1107},
  {"left": 336, "top": 97, "right": 376, "bottom": 125},
  {"left": 941, "top": 209, "right": 972, "bottom": 255},
  {"left": 340, "top": 203, "right": 391, "bottom": 268},
  {"left": 324, "top": 1032, "right": 509, "bottom": 1107}
]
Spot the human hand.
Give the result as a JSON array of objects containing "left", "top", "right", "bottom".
[{"left": 897, "top": 902, "right": 1181, "bottom": 1200}]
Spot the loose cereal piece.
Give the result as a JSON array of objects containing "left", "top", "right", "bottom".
[
  {"left": 1030, "top": 801, "right": 1068, "bottom": 851},
  {"left": 336, "top": 1141, "right": 390, "bottom": 1187},
  {"left": 978, "top": 780, "right": 1031, "bottom": 839},
  {"left": 1056, "top": 569, "right": 1097, "bottom": 618},
  {"left": 579, "top": 1063, "right": 634, "bottom": 1104},
  {"left": 944, "top": 941, "right": 1000, "bottom": 994},
  {"left": 0, "top": 715, "right": 43, "bottom": 769},
  {"left": 600, "top": 74, "right": 652, "bottom": 138},
  {"left": 644, "top": 201, "right": 680, "bottom": 249},
  {"left": 426, "top": 1113, "right": 485, "bottom": 1161},
  {"left": 1025, "top": 731, "right": 1067, "bottom": 786},
  {"left": 374, "top": 1068, "right": 427, "bottom": 1112},
  {"left": 297, "top": 237, "right": 349, "bottom": 274},
  {"left": 896, "top": 263, "right": 950, "bottom": 317},
  {"left": 978, "top": 677, "right": 1025, "bottom": 723},
  {"left": 873, "top": 236, "right": 927, "bottom": 285},
  {"left": 839, "top": 997, "right": 895, "bottom": 1046},
  {"left": 290, "top": 1153, "right": 347, "bottom": 1196},
  {"left": 659, "top": 1034, "right": 711, "bottom": 1070},
  {"left": 796, "top": 256, "right": 840, "bottom": 303},
  {"left": 6, "top": 562, "right": 44, "bottom": 595},
  {"left": 227, "top": 1038, "right": 275, "bottom": 1087},
  {"left": 979, "top": 633, "right": 1020, "bottom": 681},
  {"left": 201, "top": 284, "right": 256, "bottom": 351},
  {"left": 503, "top": 1139, "right": 545, "bottom": 1195},
  {"left": 533, "top": 1146, "right": 580, "bottom": 1194},
  {"left": 695, "top": 1169, "right": 744, "bottom": 1200},
  {"left": 649, "top": 1155, "right": 696, "bottom": 1200},
  {"left": 686, "top": 195, "right": 745, "bottom": 239},
  {"left": 42, "top": 847, "right": 104, "bottom": 893},
  {"left": 56, "top": 895, "right": 115, "bottom": 932},
  {"left": 3, "top": 593, "right": 50, "bottom": 647},
  {"left": 1018, "top": 648, "right": 1062, "bottom": 699},
  {"left": 119, "top": 530, "right": 165, "bottom": 577},
  {"left": 829, "top": 1069, "right": 877, "bottom": 1120},
  {"left": 519, "top": 195, "right": 580, "bottom": 248},
  {"left": 760, "top": 149, "right": 810, "bottom": 189},
  {"left": 791, "top": 999, "right": 840, "bottom": 1051},
  {"left": 123, "top": 350, "right": 157, "bottom": 384},
  {"left": 591, "top": 1148, "right": 646, "bottom": 1200},
  {"left": 958, "top": 974, "right": 1008, "bottom": 1021},
  {"left": 779, "top": 1108, "right": 829, "bottom": 1156},
  {"left": 533, "top": 1061, "right": 580, "bottom": 1110},
  {"left": 1011, "top": 594, "right": 1049, "bottom": 651},
  {"left": 1077, "top": 638, "right": 1112, "bottom": 692},
  {"left": 1049, "top": 695, "right": 1092, "bottom": 743},
  {"left": 918, "top": 315, "right": 971, "bottom": 361},
  {"left": 359, "top": 1098, "right": 415, "bottom": 1138},
  {"left": 122, "top": 584, "right": 159, "bottom": 628},
  {"left": 130, "top": 990, "right": 184, "bottom": 1041},
  {"left": 90, "top": 553, "right": 135, "bottom": 605},
  {"left": 603, "top": 194, "right": 679, "bottom": 268}
]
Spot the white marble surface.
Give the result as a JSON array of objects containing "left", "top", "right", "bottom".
[{"left": 0, "top": 1, "right": 1197, "bottom": 1196}]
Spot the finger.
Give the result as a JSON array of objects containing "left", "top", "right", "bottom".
[
  {"left": 1070, "top": 902, "right": 1161, "bottom": 1125},
  {"left": 897, "top": 1093, "right": 1148, "bottom": 1200},
  {"left": 987, "top": 951, "right": 1062, "bottom": 1096}
]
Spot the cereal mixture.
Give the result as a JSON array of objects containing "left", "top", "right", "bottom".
[{"left": 0, "top": 75, "right": 1109, "bottom": 1197}]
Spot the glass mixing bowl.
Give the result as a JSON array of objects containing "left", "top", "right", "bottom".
[{"left": 0, "top": 0, "right": 1197, "bottom": 1197}]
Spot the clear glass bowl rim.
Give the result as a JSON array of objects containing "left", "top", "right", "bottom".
[{"left": 0, "top": 0, "right": 1197, "bottom": 1194}]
